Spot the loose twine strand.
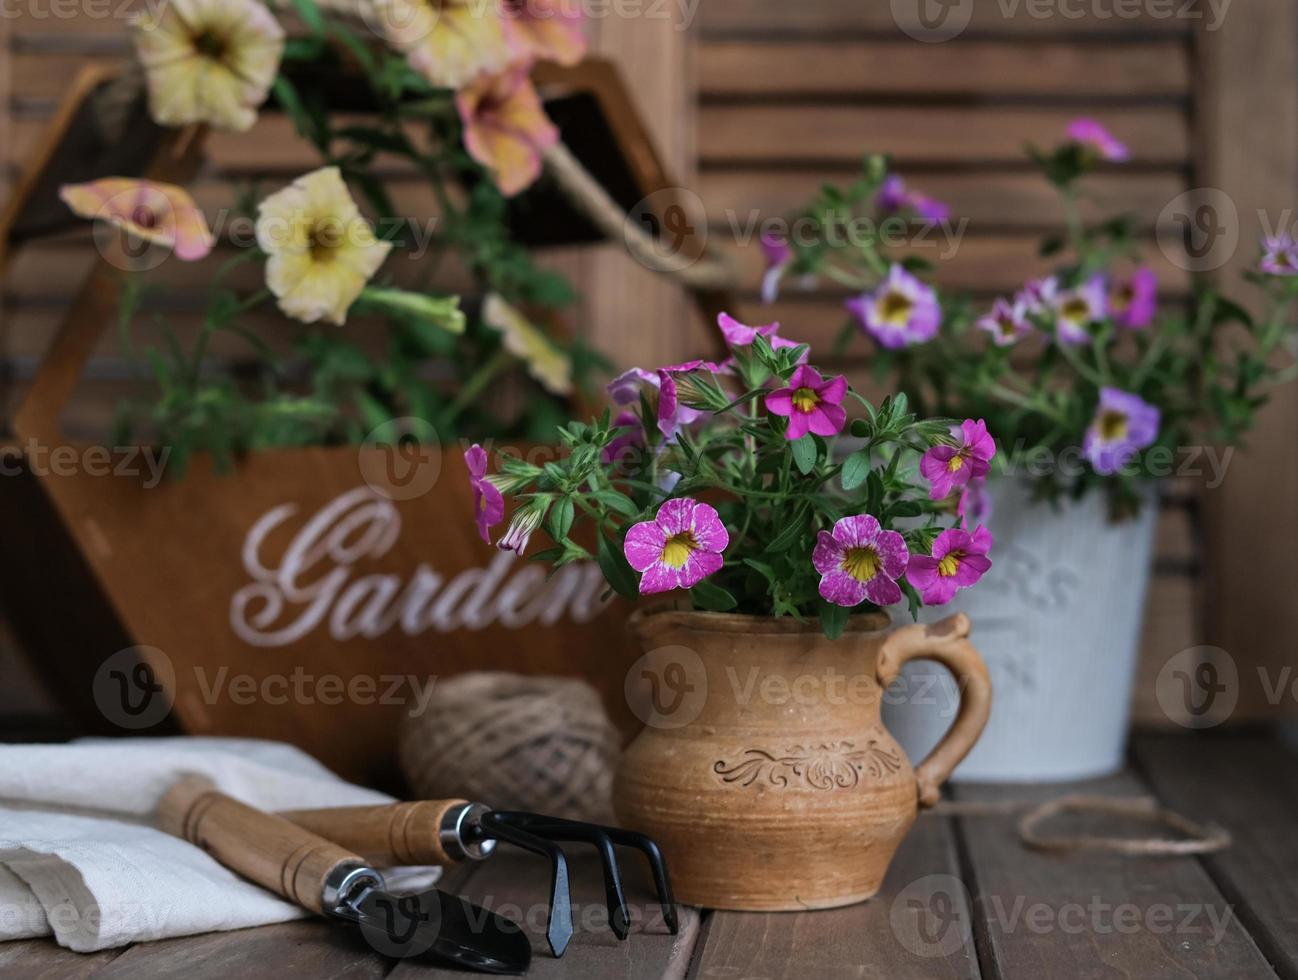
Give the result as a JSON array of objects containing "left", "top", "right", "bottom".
[{"left": 930, "top": 794, "right": 1232, "bottom": 856}]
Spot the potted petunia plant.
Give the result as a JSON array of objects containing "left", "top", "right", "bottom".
[
  {"left": 466, "top": 313, "right": 996, "bottom": 911},
  {"left": 758, "top": 119, "right": 1298, "bottom": 782},
  {"left": 59, "top": 0, "right": 598, "bottom": 472}
]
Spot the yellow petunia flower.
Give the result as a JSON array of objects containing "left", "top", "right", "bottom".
[
  {"left": 132, "top": 0, "right": 285, "bottom": 132},
  {"left": 256, "top": 167, "right": 394, "bottom": 327},
  {"left": 376, "top": 0, "right": 514, "bottom": 90},
  {"left": 482, "top": 293, "right": 573, "bottom": 396}
]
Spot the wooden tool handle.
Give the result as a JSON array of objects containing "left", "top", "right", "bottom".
[
  {"left": 281, "top": 801, "right": 472, "bottom": 866},
  {"left": 158, "top": 776, "right": 371, "bottom": 914}
]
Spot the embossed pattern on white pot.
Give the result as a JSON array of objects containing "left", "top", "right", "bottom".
[{"left": 882, "top": 479, "right": 1158, "bottom": 782}]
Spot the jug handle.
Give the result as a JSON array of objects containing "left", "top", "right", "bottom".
[{"left": 876, "top": 613, "right": 992, "bottom": 808}]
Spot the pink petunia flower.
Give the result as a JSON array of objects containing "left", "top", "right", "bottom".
[
  {"left": 921, "top": 419, "right": 996, "bottom": 501},
  {"left": 716, "top": 312, "right": 807, "bottom": 361},
  {"left": 608, "top": 361, "right": 726, "bottom": 440},
  {"left": 813, "top": 514, "right": 909, "bottom": 608},
  {"left": 906, "top": 526, "right": 994, "bottom": 606},
  {"left": 457, "top": 67, "right": 558, "bottom": 198},
  {"left": 876, "top": 175, "right": 950, "bottom": 223},
  {"left": 624, "top": 498, "right": 729, "bottom": 595},
  {"left": 846, "top": 264, "right": 941, "bottom": 350},
  {"left": 1051, "top": 275, "right": 1107, "bottom": 346},
  {"left": 1261, "top": 233, "right": 1298, "bottom": 276},
  {"left": 465, "top": 444, "right": 505, "bottom": 544},
  {"left": 1084, "top": 388, "right": 1161, "bottom": 476},
  {"left": 1110, "top": 268, "right": 1158, "bottom": 330},
  {"left": 60, "top": 178, "right": 214, "bottom": 262},
  {"left": 765, "top": 364, "right": 848, "bottom": 440},
  {"left": 977, "top": 297, "right": 1033, "bottom": 347},
  {"left": 501, "top": 0, "right": 586, "bottom": 67},
  {"left": 1067, "top": 118, "right": 1130, "bottom": 163}
]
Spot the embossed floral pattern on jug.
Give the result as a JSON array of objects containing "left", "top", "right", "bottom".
[{"left": 614, "top": 608, "right": 992, "bottom": 912}]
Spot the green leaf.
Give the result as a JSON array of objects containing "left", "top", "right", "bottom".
[
  {"left": 291, "top": 0, "right": 326, "bottom": 35},
  {"left": 547, "top": 496, "right": 575, "bottom": 542},
  {"left": 596, "top": 532, "right": 639, "bottom": 599},
  {"left": 819, "top": 600, "right": 849, "bottom": 641},
  {"left": 791, "top": 434, "right": 818, "bottom": 475},
  {"left": 766, "top": 510, "right": 808, "bottom": 553},
  {"left": 690, "top": 580, "right": 737, "bottom": 612},
  {"left": 592, "top": 489, "right": 640, "bottom": 519},
  {"left": 841, "top": 450, "right": 872, "bottom": 491}
]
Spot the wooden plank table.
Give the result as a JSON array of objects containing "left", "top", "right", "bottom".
[{"left": 5, "top": 732, "right": 1295, "bottom": 979}]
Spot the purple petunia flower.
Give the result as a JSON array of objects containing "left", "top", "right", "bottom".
[
  {"left": 906, "top": 526, "right": 994, "bottom": 606},
  {"left": 760, "top": 230, "right": 793, "bottom": 304},
  {"left": 977, "top": 297, "right": 1033, "bottom": 347},
  {"left": 465, "top": 444, "right": 505, "bottom": 544},
  {"left": 1067, "top": 118, "right": 1130, "bottom": 163},
  {"left": 958, "top": 477, "right": 993, "bottom": 528},
  {"left": 846, "top": 264, "right": 941, "bottom": 350},
  {"left": 1110, "top": 268, "right": 1158, "bottom": 330},
  {"left": 1017, "top": 276, "right": 1059, "bottom": 316},
  {"left": 813, "top": 514, "right": 909, "bottom": 609},
  {"left": 623, "top": 497, "right": 729, "bottom": 595},
  {"left": 765, "top": 364, "right": 848, "bottom": 440},
  {"left": 602, "top": 410, "right": 644, "bottom": 467},
  {"left": 716, "top": 312, "right": 807, "bottom": 360},
  {"left": 1261, "top": 233, "right": 1298, "bottom": 276},
  {"left": 1051, "top": 275, "right": 1107, "bottom": 346},
  {"left": 608, "top": 360, "right": 726, "bottom": 440},
  {"left": 876, "top": 175, "right": 950, "bottom": 223},
  {"left": 1083, "top": 388, "right": 1161, "bottom": 476},
  {"left": 921, "top": 419, "right": 996, "bottom": 501}
]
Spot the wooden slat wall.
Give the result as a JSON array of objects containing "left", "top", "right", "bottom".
[{"left": 696, "top": 1, "right": 1204, "bottom": 726}]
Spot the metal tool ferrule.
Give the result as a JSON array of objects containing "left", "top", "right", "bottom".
[
  {"left": 441, "top": 802, "right": 498, "bottom": 862},
  {"left": 321, "top": 862, "right": 385, "bottom": 917}
]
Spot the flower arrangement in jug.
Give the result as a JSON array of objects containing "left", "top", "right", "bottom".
[
  {"left": 760, "top": 119, "right": 1298, "bottom": 516},
  {"left": 467, "top": 314, "right": 997, "bottom": 638},
  {"left": 58, "top": 0, "right": 602, "bottom": 472}
]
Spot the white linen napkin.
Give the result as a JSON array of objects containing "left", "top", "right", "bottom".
[{"left": 0, "top": 737, "right": 394, "bottom": 951}]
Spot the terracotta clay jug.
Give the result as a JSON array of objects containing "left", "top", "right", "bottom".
[{"left": 614, "top": 609, "right": 992, "bottom": 911}]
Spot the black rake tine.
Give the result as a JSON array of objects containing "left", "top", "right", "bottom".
[
  {"left": 475, "top": 816, "right": 574, "bottom": 959},
  {"left": 512, "top": 820, "right": 632, "bottom": 940},
  {"left": 510, "top": 816, "right": 677, "bottom": 936}
]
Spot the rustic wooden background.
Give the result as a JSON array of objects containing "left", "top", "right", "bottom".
[{"left": 1, "top": 0, "right": 1294, "bottom": 733}]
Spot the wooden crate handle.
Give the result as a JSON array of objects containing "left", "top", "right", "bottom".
[
  {"left": 281, "top": 800, "right": 477, "bottom": 866},
  {"left": 158, "top": 776, "right": 373, "bottom": 914}
]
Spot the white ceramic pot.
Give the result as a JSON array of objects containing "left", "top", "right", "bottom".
[{"left": 882, "top": 479, "right": 1158, "bottom": 782}]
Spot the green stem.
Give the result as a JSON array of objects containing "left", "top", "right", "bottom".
[
  {"left": 191, "top": 288, "right": 271, "bottom": 385},
  {"left": 443, "top": 349, "right": 512, "bottom": 425}
]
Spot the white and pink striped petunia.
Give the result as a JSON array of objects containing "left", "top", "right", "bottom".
[
  {"left": 623, "top": 498, "right": 729, "bottom": 595},
  {"left": 813, "top": 514, "right": 909, "bottom": 609}
]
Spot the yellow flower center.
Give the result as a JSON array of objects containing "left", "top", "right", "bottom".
[
  {"left": 661, "top": 531, "right": 699, "bottom": 570},
  {"left": 1098, "top": 409, "right": 1129, "bottom": 441},
  {"left": 841, "top": 546, "right": 880, "bottom": 583},
  {"left": 1061, "top": 298, "right": 1090, "bottom": 323},
  {"left": 938, "top": 553, "right": 962, "bottom": 578},
  {"left": 1112, "top": 286, "right": 1133, "bottom": 312},
  {"left": 880, "top": 290, "right": 914, "bottom": 325},
  {"left": 996, "top": 314, "right": 1018, "bottom": 338},
  {"left": 947, "top": 452, "right": 966, "bottom": 473},
  {"left": 791, "top": 387, "right": 820, "bottom": 413}
]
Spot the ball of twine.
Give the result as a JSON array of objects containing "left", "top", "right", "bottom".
[{"left": 399, "top": 673, "right": 621, "bottom": 823}]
